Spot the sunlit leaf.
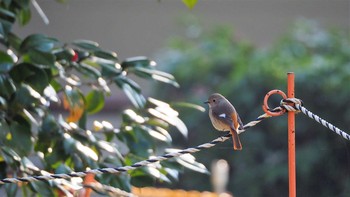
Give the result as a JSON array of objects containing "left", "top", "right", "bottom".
[
  {"left": 0, "top": 50, "right": 14, "bottom": 73},
  {"left": 182, "top": 0, "right": 198, "bottom": 9},
  {"left": 63, "top": 86, "right": 85, "bottom": 122},
  {"left": 166, "top": 149, "right": 209, "bottom": 174},
  {"left": 17, "top": 7, "right": 31, "bottom": 26},
  {"left": 133, "top": 67, "right": 179, "bottom": 87},
  {"left": 85, "top": 90, "right": 104, "bottom": 114},
  {"left": 170, "top": 102, "right": 206, "bottom": 112},
  {"left": 72, "top": 39, "right": 100, "bottom": 51},
  {"left": 123, "top": 109, "right": 145, "bottom": 124},
  {"left": 148, "top": 108, "right": 187, "bottom": 137}
]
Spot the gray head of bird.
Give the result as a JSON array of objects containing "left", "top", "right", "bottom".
[{"left": 204, "top": 93, "right": 225, "bottom": 108}]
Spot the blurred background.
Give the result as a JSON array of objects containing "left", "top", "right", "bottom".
[{"left": 16, "top": 0, "right": 350, "bottom": 196}]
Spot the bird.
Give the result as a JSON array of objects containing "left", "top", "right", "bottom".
[{"left": 205, "top": 93, "right": 244, "bottom": 150}]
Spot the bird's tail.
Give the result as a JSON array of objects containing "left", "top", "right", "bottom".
[{"left": 230, "top": 127, "right": 242, "bottom": 150}]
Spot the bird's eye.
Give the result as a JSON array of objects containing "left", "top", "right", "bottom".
[{"left": 213, "top": 99, "right": 216, "bottom": 102}]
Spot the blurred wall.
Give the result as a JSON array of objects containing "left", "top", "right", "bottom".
[{"left": 15, "top": 0, "right": 349, "bottom": 60}]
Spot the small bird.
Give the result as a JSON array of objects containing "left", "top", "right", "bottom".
[{"left": 205, "top": 93, "right": 244, "bottom": 150}]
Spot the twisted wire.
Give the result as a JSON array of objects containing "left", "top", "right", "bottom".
[
  {"left": 0, "top": 110, "right": 274, "bottom": 185},
  {"left": 281, "top": 98, "right": 350, "bottom": 141}
]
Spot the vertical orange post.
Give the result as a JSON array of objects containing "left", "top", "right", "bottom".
[{"left": 288, "top": 72, "right": 296, "bottom": 197}]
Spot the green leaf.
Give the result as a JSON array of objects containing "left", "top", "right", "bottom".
[
  {"left": 182, "top": 0, "right": 198, "bottom": 9},
  {"left": 25, "top": 49, "right": 55, "bottom": 67},
  {"left": 29, "top": 180, "right": 55, "bottom": 196},
  {"left": 8, "top": 33, "right": 22, "bottom": 52},
  {"left": 115, "top": 76, "right": 141, "bottom": 93},
  {"left": 5, "top": 181, "right": 18, "bottom": 197},
  {"left": 40, "top": 114, "right": 60, "bottom": 137},
  {"left": 10, "top": 63, "right": 49, "bottom": 93},
  {"left": 20, "top": 34, "right": 57, "bottom": 53},
  {"left": 85, "top": 90, "right": 104, "bottom": 114},
  {"left": 77, "top": 62, "right": 101, "bottom": 78},
  {"left": 0, "top": 146, "right": 21, "bottom": 165},
  {"left": 115, "top": 78, "right": 145, "bottom": 108},
  {"left": 14, "top": 84, "right": 42, "bottom": 107},
  {"left": 0, "top": 50, "right": 14, "bottom": 73},
  {"left": 9, "top": 115, "right": 33, "bottom": 156},
  {"left": 0, "top": 8, "right": 16, "bottom": 23},
  {"left": 72, "top": 39, "right": 100, "bottom": 51},
  {"left": 17, "top": 7, "right": 31, "bottom": 26},
  {"left": 0, "top": 19, "right": 13, "bottom": 39},
  {"left": 93, "top": 50, "right": 118, "bottom": 61}
]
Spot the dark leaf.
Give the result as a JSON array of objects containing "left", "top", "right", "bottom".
[
  {"left": 0, "top": 8, "right": 16, "bottom": 23},
  {"left": 8, "top": 33, "right": 22, "bottom": 52},
  {"left": 0, "top": 146, "right": 21, "bottom": 165},
  {"left": 0, "top": 19, "right": 12, "bottom": 40},
  {"left": 8, "top": 115, "right": 33, "bottom": 156},
  {"left": 10, "top": 63, "right": 49, "bottom": 93},
  {"left": 20, "top": 34, "right": 57, "bottom": 53},
  {"left": 29, "top": 181, "right": 55, "bottom": 196},
  {"left": 0, "top": 75, "right": 16, "bottom": 99},
  {"left": 53, "top": 48, "right": 74, "bottom": 61},
  {"left": 14, "top": 84, "right": 42, "bottom": 107},
  {"left": 77, "top": 63, "right": 101, "bottom": 78},
  {"left": 121, "top": 56, "right": 151, "bottom": 69},
  {"left": 25, "top": 49, "right": 55, "bottom": 67}
]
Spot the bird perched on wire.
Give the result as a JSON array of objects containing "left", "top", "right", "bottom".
[{"left": 205, "top": 93, "right": 244, "bottom": 150}]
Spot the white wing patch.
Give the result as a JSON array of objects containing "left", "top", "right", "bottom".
[{"left": 219, "top": 113, "right": 226, "bottom": 118}]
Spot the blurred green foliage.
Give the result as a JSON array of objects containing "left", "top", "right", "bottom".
[
  {"left": 155, "top": 19, "right": 350, "bottom": 196},
  {"left": 0, "top": 1, "right": 206, "bottom": 196}
]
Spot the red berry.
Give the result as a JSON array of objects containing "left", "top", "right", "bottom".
[{"left": 72, "top": 50, "right": 79, "bottom": 62}]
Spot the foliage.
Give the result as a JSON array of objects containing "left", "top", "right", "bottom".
[
  {"left": 0, "top": 1, "right": 206, "bottom": 196},
  {"left": 155, "top": 19, "right": 350, "bottom": 196}
]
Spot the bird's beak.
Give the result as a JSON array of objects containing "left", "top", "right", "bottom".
[{"left": 204, "top": 100, "right": 209, "bottom": 104}]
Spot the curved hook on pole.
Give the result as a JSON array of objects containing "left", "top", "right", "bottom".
[{"left": 262, "top": 89, "right": 287, "bottom": 116}]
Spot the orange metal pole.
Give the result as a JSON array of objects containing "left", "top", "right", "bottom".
[{"left": 287, "top": 72, "right": 296, "bottom": 197}]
